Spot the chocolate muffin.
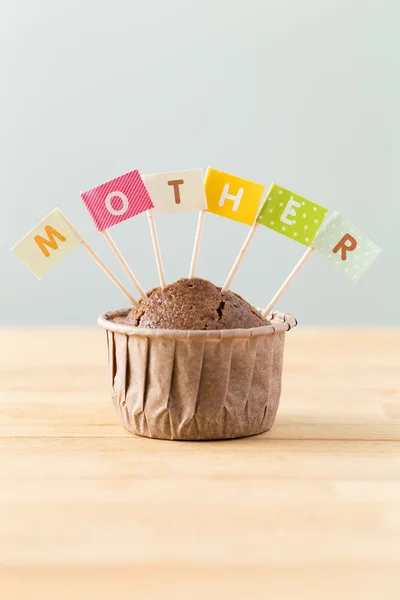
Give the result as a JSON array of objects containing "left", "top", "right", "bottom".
[{"left": 125, "top": 277, "right": 266, "bottom": 330}]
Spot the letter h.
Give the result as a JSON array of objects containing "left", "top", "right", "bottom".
[{"left": 218, "top": 184, "right": 244, "bottom": 212}]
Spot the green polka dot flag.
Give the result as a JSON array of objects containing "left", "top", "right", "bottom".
[
  {"left": 312, "top": 211, "right": 382, "bottom": 283},
  {"left": 256, "top": 184, "right": 328, "bottom": 246}
]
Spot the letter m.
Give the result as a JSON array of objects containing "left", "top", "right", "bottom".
[{"left": 34, "top": 226, "right": 67, "bottom": 258}]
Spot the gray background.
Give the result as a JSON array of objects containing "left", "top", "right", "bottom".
[{"left": 2, "top": 0, "right": 398, "bottom": 326}]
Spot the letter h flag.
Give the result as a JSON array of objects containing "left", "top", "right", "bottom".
[
  {"left": 312, "top": 211, "right": 382, "bottom": 283},
  {"left": 205, "top": 167, "right": 265, "bottom": 226}
]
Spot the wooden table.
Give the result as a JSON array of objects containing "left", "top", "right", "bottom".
[{"left": 1, "top": 328, "right": 399, "bottom": 599}]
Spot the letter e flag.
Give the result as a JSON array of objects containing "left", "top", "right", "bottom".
[
  {"left": 81, "top": 169, "right": 154, "bottom": 231},
  {"left": 205, "top": 168, "right": 265, "bottom": 226},
  {"left": 257, "top": 184, "right": 328, "bottom": 246},
  {"left": 312, "top": 211, "right": 382, "bottom": 283},
  {"left": 12, "top": 208, "right": 82, "bottom": 279}
]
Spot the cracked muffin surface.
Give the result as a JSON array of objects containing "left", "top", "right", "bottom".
[{"left": 125, "top": 277, "right": 266, "bottom": 330}]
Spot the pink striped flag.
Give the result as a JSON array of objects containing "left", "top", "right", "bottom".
[{"left": 81, "top": 169, "right": 154, "bottom": 231}]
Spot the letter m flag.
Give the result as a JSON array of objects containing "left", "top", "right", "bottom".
[{"left": 12, "top": 208, "right": 82, "bottom": 279}]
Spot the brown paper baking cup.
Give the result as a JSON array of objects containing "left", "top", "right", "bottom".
[{"left": 98, "top": 309, "right": 297, "bottom": 441}]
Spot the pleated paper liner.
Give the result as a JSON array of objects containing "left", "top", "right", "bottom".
[{"left": 98, "top": 309, "right": 297, "bottom": 441}]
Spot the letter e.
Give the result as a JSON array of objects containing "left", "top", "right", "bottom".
[{"left": 280, "top": 198, "right": 301, "bottom": 225}]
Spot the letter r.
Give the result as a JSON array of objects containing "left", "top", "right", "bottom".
[
  {"left": 218, "top": 184, "right": 244, "bottom": 212},
  {"left": 333, "top": 233, "right": 357, "bottom": 261}
]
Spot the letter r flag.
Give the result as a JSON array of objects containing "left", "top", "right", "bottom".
[
  {"left": 12, "top": 208, "right": 82, "bottom": 279},
  {"left": 81, "top": 169, "right": 154, "bottom": 231},
  {"left": 312, "top": 211, "right": 382, "bottom": 283}
]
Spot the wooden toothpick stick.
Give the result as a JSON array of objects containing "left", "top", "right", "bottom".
[
  {"left": 101, "top": 230, "right": 146, "bottom": 299},
  {"left": 189, "top": 209, "right": 206, "bottom": 278},
  {"left": 222, "top": 222, "right": 259, "bottom": 291},
  {"left": 80, "top": 239, "right": 138, "bottom": 306},
  {"left": 147, "top": 211, "right": 166, "bottom": 289},
  {"left": 261, "top": 247, "right": 314, "bottom": 319}
]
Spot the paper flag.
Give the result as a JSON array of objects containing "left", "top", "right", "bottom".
[
  {"left": 81, "top": 169, "right": 154, "bottom": 231},
  {"left": 312, "top": 211, "right": 382, "bottom": 283},
  {"left": 142, "top": 168, "right": 207, "bottom": 216},
  {"left": 12, "top": 208, "right": 82, "bottom": 279},
  {"left": 256, "top": 184, "right": 328, "bottom": 246},
  {"left": 205, "top": 167, "right": 265, "bottom": 226}
]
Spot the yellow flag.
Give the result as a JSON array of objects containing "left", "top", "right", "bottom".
[
  {"left": 12, "top": 208, "right": 82, "bottom": 279},
  {"left": 205, "top": 167, "right": 265, "bottom": 226}
]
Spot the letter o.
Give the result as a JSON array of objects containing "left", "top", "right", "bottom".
[{"left": 105, "top": 191, "right": 129, "bottom": 215}]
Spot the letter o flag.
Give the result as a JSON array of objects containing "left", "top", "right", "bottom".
[
  {"left": 105, "top": 191, "right": 129, "bottom": 216},
  {"left": 81, "top": 169, "right": 154, "bottom": 231}
]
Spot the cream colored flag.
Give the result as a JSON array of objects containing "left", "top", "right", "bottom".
[
  {"left": 12, "top": 208, "right": 82, "bottom": 279},
  {"left": 143, "top": 168, "right": 207, "bottom": 216}
]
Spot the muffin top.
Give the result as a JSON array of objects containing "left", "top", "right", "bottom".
[{"left": 125, "top": 277, "right": 266, "bottom": 330}]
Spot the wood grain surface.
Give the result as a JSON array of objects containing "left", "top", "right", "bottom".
[{"left": 1, "top": 327, "right": 399, "bottom": 599}]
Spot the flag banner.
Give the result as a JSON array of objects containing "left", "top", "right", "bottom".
[
  {"left": 256, "top": 183, "right": 328, "bottom": 246},
  {"left": 204, "top": 167, "right": 265, "bottom": 226},
  {"left": 143, "top": 168, "right": 207, "bottom": 216},
  {"left": 312, "top": 211, "right": 382, "bottom": 283},
  {"left": 12, "top": 208, "right": 82, "bottom": 279},
  {"left": 81, "top": 169, "right": 154, "bottom": 231}
]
